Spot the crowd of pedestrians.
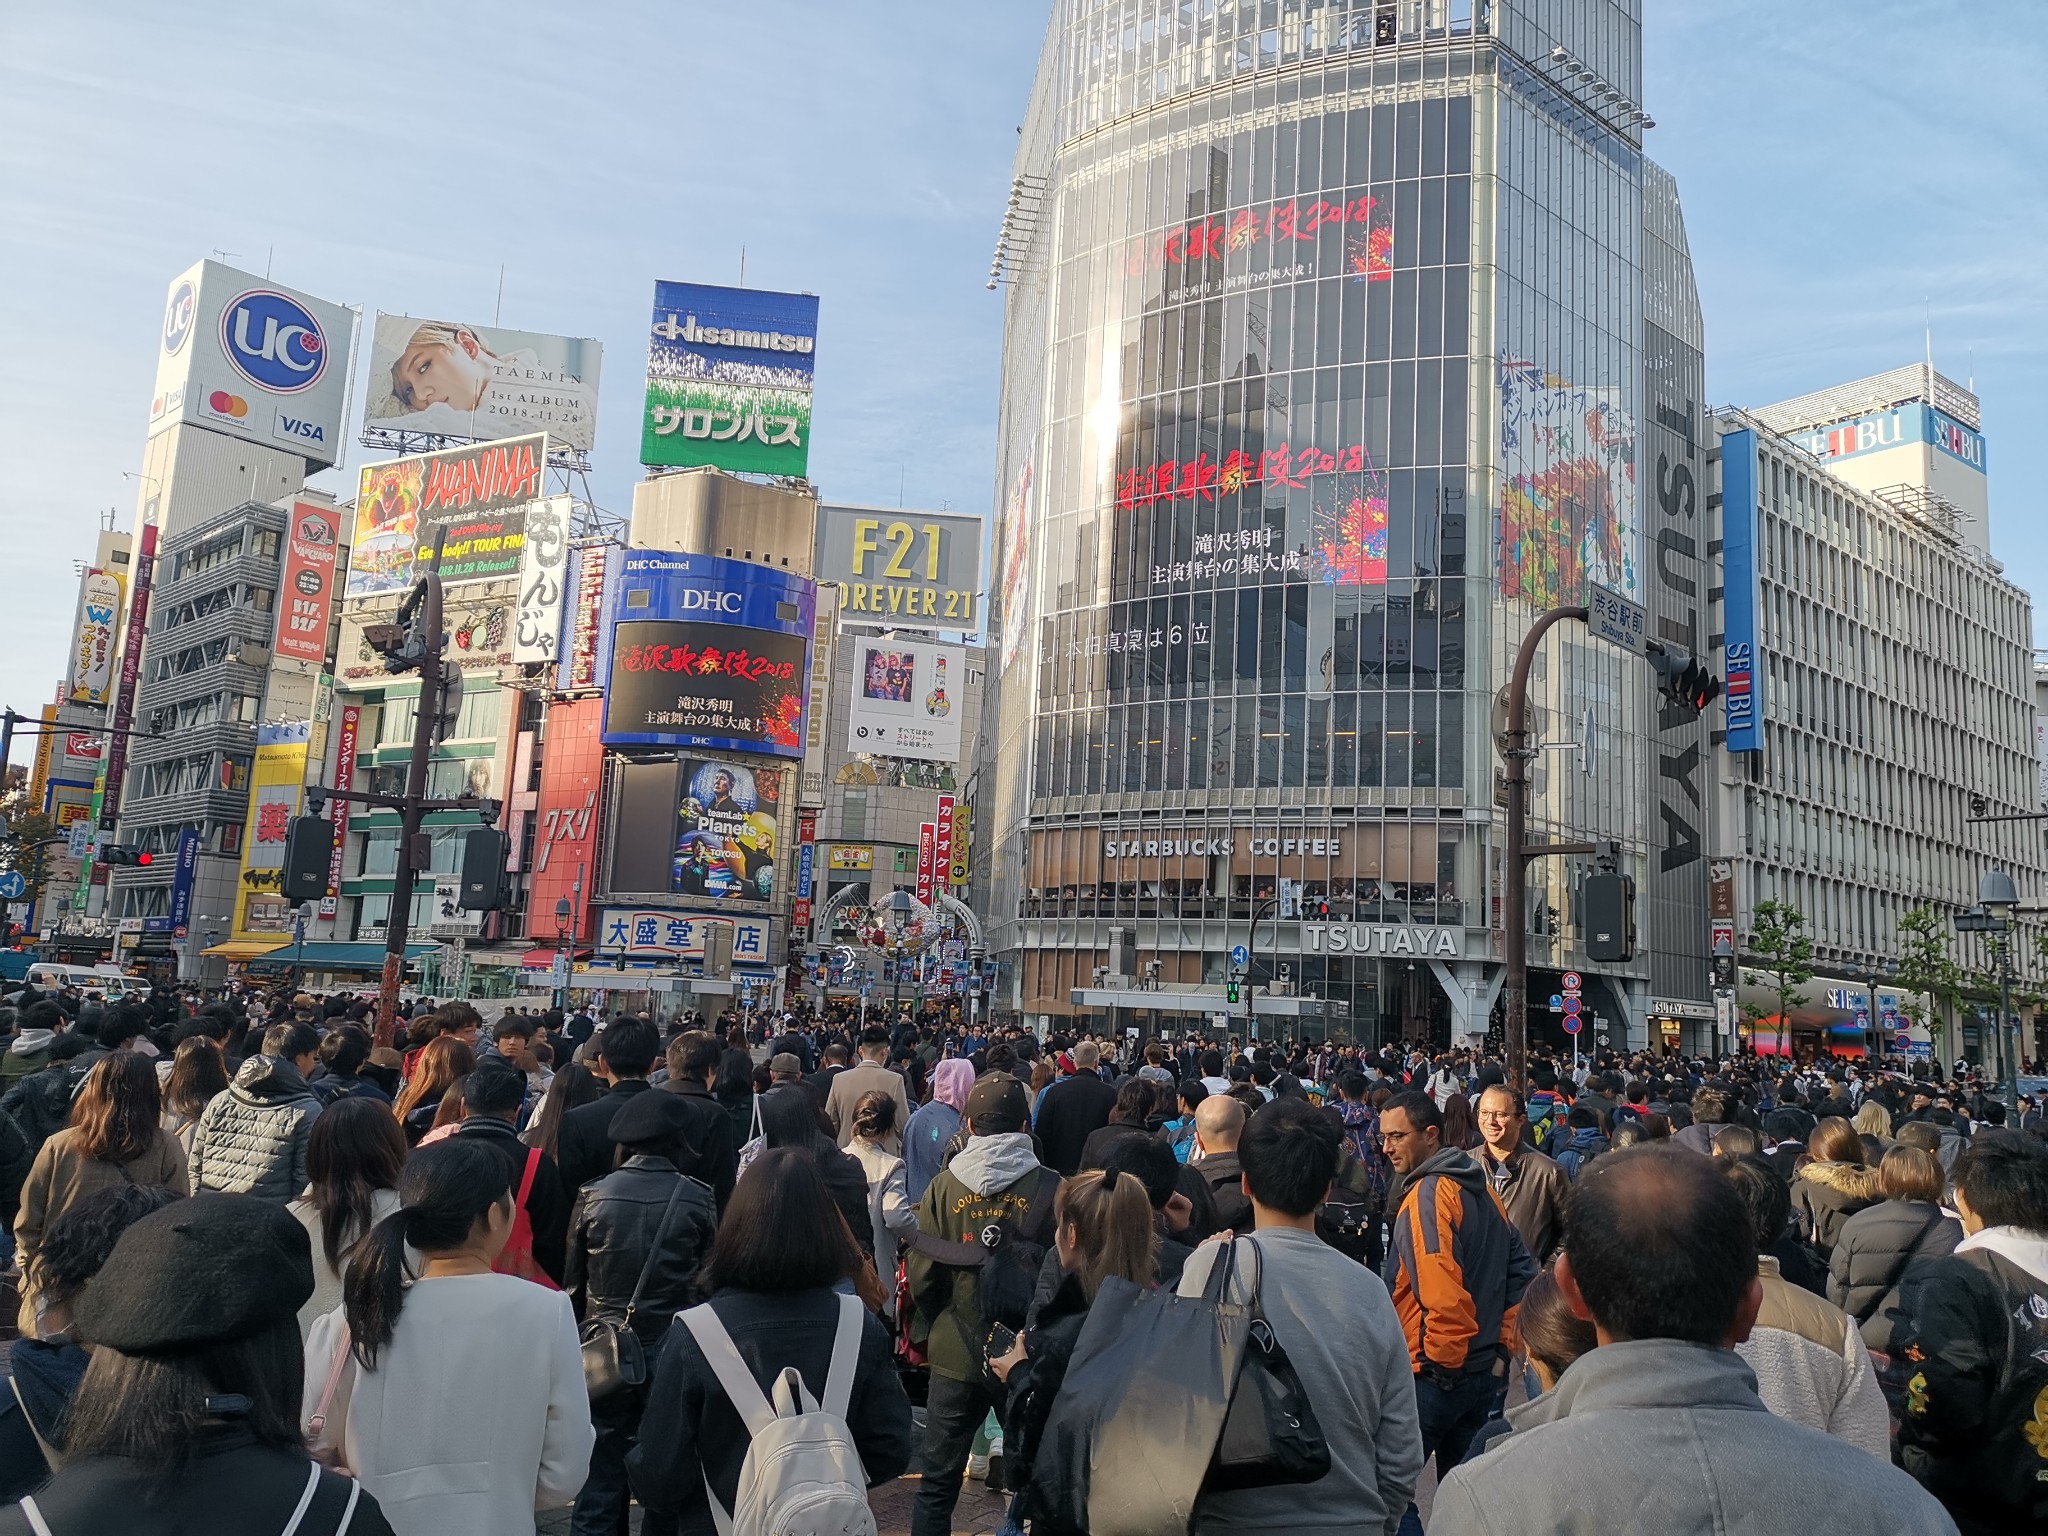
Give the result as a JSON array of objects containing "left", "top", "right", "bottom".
[{"left": 0, "top": 971, "right": 2036, "bottom": 1534}]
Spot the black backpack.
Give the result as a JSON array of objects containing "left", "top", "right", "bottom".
[
  {"left": 909, "top": 1167, "right": 1059, "bottom": 1363},
  {"left": 1315, "top": 1148, "right": 1381, "bottom": 1263}
]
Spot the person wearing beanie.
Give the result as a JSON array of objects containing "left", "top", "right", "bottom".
[
  {"left": 0, "top": 1193, "right": 397, "bottom": 1536},
  {"left": 905, "top": 1072, "right": 1059, "bottom": 1536},
  {"left": 564, "top": 1090, "right": 718, "bottom": 1536},
  {"left": 306, "top": 1139, "right": 591, "bottom": 1536}
]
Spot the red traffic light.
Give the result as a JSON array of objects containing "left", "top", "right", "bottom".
[{"left": 134, "top": 851, "right": 154, "bottom": 867}]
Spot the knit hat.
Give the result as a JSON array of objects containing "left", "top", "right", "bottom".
[
  {"left": 611, "top": 1088, "right": 695, "bottom": 1145},
  {"left": 965, "top": 1072, "right": 1029, "bottom": 1135},
  {"left": 75, "top": 1194, "right": 313, "bottom": 1355}
]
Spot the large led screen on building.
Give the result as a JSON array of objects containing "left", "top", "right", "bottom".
[
  {"left": 600, "top": 551, "right": 815, "bottom": 757},
  {"left": 1496, "top": 357, "right": 1638, "bottom": 608},
  {"left": 606, "top": 756, "right": 789, "bottom": 907},
  {"left": 349, "top": 434, "right": 546, "bottom": 597},
  {"left": 364, "top": 314, "right": 603, "bottom": 452},
  {"left": 640, "top": 282, "right": 819, "bottom": 477}
]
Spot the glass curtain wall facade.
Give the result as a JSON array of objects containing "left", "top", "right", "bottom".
[{"left": 987, "top": 0, "right": 1676, "bottom": 1044}]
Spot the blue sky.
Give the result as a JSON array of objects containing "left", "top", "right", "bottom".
[{"left": 0, "top": 2, "right": 2040, "bottom": 715}]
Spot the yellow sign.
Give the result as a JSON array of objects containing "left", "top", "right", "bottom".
[
  {"left": 949, "top": 801, "right": 971, "bottom": 885},
  {"left": 827, "top": 844, "right": 873, "bottom": 871},
  {"left": 232, "top": 734, "right": 309, "bottom": 940}
]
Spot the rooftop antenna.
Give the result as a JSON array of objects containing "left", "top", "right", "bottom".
[
  {"left": 739, "top": 245, "right": 747, "bottom": 286},
  {"left": 494, "top": 265, "right": 505, "bottom": 326},
  {"left": 1924, "top": 296, "right": 1934, "bottom": 377}
]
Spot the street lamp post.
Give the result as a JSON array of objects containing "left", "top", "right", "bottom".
[
  {"left": 553, "top": 896, "right": 573, "bottom": 1013},
  {"left": 1244, "top": 896, "right": 1279, "bottom": 1041},
  {"left": 885, "top": 888, "right": 914, "bottom": 1025},
  {"left": 1978, "top": 868, "right": 2023, "bottom": 1126}
]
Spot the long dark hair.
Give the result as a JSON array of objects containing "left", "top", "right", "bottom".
[
  {"left": 70, "top": 1052, "right": 162, "bottom": 1165},
  {"left": 61, "top": 1320, "right": 305, "bottom": 1488},
  {"left": 759, "top": 1084, "right": 833, "bottom": 1153},
  {"left": 703, "top": 1147, "right": 862, "bottom": 1294},
  {"left": 526, "top": 1062, "right": 602, "bottom": 1158},
  {"left": 305, "top": 1097, "right": 408, "bottom": 1271},
  {"left": 164, "top": 1036, "right": 229, "bottom": 1122},
  {"left": 714, "top": 1048, "right": 755, "bottom": 1106},
  {"left": 343, "top": 1139, "right": 510, "bottom": 1371}
]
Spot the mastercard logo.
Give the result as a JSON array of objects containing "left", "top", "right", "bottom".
[{"left": 207, "top": 391, "right": 249, "bottom": 419}]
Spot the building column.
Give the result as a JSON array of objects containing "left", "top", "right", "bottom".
[{"left": 1427, "top": 959, "right": 1502, "bottom": 1049}]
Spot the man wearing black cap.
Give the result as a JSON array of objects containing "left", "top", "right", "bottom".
[
  {"left": 565, "top": 1091, "right": 719, "bottom": 1536},
  {"left": 0, "top": 1195, "right": 399, "bottom": 1535},
  {"left": 905, "top": 1073, "right": 1058, "bottom": 1536}
]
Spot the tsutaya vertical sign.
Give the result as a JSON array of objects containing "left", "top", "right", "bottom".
[{"left": 916, "top": 822, "right": 937, "bottom": 906}]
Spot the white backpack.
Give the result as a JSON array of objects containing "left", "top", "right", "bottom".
[{"left": 680, "top": 1292, "right": 876, "bottom": 1536}]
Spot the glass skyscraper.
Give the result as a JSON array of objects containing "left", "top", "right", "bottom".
[{"left": 985, "top": 0, "right": 1706, "bottom": 1046}]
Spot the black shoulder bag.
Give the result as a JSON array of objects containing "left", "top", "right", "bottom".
[
  {"left": 581, "top": 1175, "right": 686, "bottom": 1401},
  {"left": 1203, "top": 1237, "right": 1331, "bottom": 1493}
]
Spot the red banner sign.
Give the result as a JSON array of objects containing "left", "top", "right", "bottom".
[
  {"left": 524, "top": 697, "right": 606, "bottom": 942},
  {"left": 275, "top": 500, "right": 340, "bottom": 664},
  {"left": 932, "top": 796, "right": 954, "bottom": 903},
  {"left": 321, "top": 704, "right": 360, "bottom": 916},
  {"left": 916, "top": 822, "right": 937, "bottom": 907}
]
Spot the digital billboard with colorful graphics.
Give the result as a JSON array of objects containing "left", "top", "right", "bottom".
[
  {"left": 364, "top": 314, "right": 602, "bottom": 453},
  {"left": 1720, "top": 428, "right": 1764, "bottom": 753},
  {"left": 232, "top": 724, "right": 309, "bottom": 939},
  {"left": 67, "top": 569, "right": 123, "bottom": 705},
  {"left": 846, "top": 639, "right": 965, "bottom": 763},
  {"left": 600, "top": 551, "right": 815, "bottom": 757},
  {"left": 524, "top": 697, "right": 605, "bottom": 942},
  {"left": 673, "top": 759, "right": 782, "bottom": 903},
  {"left": 1496, "top": 355, "right": 1639, "bottom": 608},
  {"left": 148, "top": 259, "right": 356, "bottom": 468},
  {"left": 349, "top": 434, "right": 546, "bottom": 598},
  {"left": 274, "top": 501, "right": 342, "bottom": 664},
  {"left": 641, "top": 282, "right": 819, "bottom": 477}
]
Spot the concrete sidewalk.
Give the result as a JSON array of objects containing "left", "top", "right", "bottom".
[{"left": 539, "top": 1474, "right": 1009, "bottom": 1535}]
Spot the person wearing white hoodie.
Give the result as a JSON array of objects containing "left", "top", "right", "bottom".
[
  {"left": 904, "top": 1073, "right": 1059, "bottom": 1536},
  {"left": 1894, "top": 1130, "right": 2048, "bottom": 1536}
]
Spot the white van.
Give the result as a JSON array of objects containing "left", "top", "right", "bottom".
[{"left": 23, "top": 964, "right": 134, "bottom": 998}]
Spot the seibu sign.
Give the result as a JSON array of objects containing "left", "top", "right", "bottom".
[{"left": 1304, "top": 924, "right": 1461, "bottom": 957}]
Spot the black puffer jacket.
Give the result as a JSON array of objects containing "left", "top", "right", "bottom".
[
  {"left": 1006, "top": 1271, "right": 1095, "bottom": 1536},
  {"left": 566, "top": 1155, "right": 718, "bottom": 1346},
  {"left": 1791, "top": 1159, "right": 1880, "bottom": 1261},
  {"left": 1827, "top": 1198, "right": 1961, "bottom": 1350}
]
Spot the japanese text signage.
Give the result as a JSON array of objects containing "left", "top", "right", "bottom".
[
  {"left": 524, "top": 696, "right": 604, "bottom": 942},
  {"left": 931, "top": 797, "right": 954, "bottom": 902},
  {"left": 321, "top": 705, "right": 359, "bottom": 917},
  {"left": 641, "top": 281, "right": 819, "bottom": 478},
  {"left": 916, "top": 822, "right": 937, "bottom": 906},
  {"left": 601, "top": 552, "right": 816, "bottom": 758},
  {"left": 597, "top": 908, "right": 771, "bottom": 966},
  {"left": 68, "top": 570, "right": 123, "bottom": 705},
  {"left": 274, "top": 501, "right": 340, "bottom": 664},
  {"left": 349, "top": 434, "right": 546, "bottom": 598},
  {"left": 512, "top": 496, "right": 572, "bottom": 664},
  {"left": 792, "top": 812, "right": 817, "bottom": 940},
  {"left": 232, "top": 725, "right": 309, "bottom": 939},
  {"left": 815, "top": 506, "right": 984, "bottom": 629}
]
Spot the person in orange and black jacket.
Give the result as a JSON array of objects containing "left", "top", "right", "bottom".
[{"left": 1377, "top": 1088, "right": 1534, "bottom": 1528}]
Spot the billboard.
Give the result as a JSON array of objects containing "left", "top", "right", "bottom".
[
  {"left": 363, "top": 313, "right": 602, "bottom": 453},
  {"left": 600, "top": 551, "right": 816, "bottom": 757},
  {"left": 148, "top": 259, "right": 355, "bottom": 468},
  {"left": 1786, "top": 402, "right": 1986, "bottom": 472},
  {"left": 1721, "top": 428, "right": 1764, "bottom": 753},
  {"left": 321, "top": 704, "right": 360, "bottom": 917},
  {"left": 641, "top": 281, "right": 819, "bottom": 477},
  {"left": 1497, "top": 355, "right": 1639, "bottom": 608},
  {"left": 998, "top": 451, "right": 1033, "bottom": 671},
  {"left": 596, "top": 908, "right": 772, "bottom": 967},
  {"left": 232, "top": 725, "right": 309, "bottom": 939},
  {"left": 816, "top": 506, "right": 985, "bottom": 629},
  {"left": 67, "top": 569, "right": 123, "bottom": 705},
  {"left": 348, "top": 434, "right": 546, "bottom": 598},
  {"left": 563, "top": 541, "right": 618, "bottom": 691},
  {"left": 846, "top": 638, "right": 965, "bottom": 763},
  {"left": 512, "top": 496, "right": 573, "bottom": 664},
  {"left": 524, "top": 697, "right": 605, "bottom": 942},
  {"left": 673, "top": 758, "right": 783, "bottom": 902},
  {"left": 827, "top": 845, "right": 872, "bottom": 870},
  {"left": 274, "top": 501, "right": 342, "bottom": 664}
]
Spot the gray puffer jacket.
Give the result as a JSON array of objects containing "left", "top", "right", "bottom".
[{"left": 189, "top": 1055, "right": 321, "bottom": 1201}]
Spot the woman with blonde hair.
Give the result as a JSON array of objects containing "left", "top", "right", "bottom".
[
  {"left": 990, "top": 1169, "right": 1157, "bottom": 1523},
  {"left": 392, "top": 1036, "right": 475, "bottom": 1147}
]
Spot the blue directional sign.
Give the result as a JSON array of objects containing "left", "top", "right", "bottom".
[
  {"left": 1230, "top": 944, "right": 1249, "bottom": 968},
  {"left": 0, "top": 872, "right": 25, "bottom": 900}
]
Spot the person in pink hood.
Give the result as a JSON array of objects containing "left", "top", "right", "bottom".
[{"left": 904, "top": 1057, "right": 976, "bottom": 1202}]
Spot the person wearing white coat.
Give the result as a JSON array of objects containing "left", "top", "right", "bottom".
[
  {"left": 303, "top": 1137, "right": 593, "bottom": 1536},
  {"left": 846, "top": 1090, "right": 918, "bottom": 1315}
]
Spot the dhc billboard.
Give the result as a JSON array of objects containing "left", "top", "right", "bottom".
[{"left": 1721, "top": 429, "right": 1764, "bottom": 753}]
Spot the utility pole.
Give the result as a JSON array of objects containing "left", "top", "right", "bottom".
[
  {"left": 1245, "top": 896, "right": 1278, "bottom": 1042},
  {"left": 375, "top": 532, "right": 448, "bottom": 1044}
]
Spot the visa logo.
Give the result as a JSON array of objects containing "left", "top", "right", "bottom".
[{"left": 275, "top": 412, "right": 327, "bottom": 444}]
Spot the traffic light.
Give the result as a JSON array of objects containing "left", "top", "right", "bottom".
[
  {"left": 282, "top": 816, "right": 334, "bottom": 904},
  {"left": 1969, "top": 793, "right": 1989, "bottom": 820},
  {"left": 458, "top": 827, "right": 509, "bottom": 910},
  {"left": 1226, "top": 978, "right": 1241, "bottom": 1005},
  {"left": 1582, "top": 871, "right": 1636, "bottom": 963},
  {"left": 98, "top": 846, "right": 154, "bottom": 867},
  {"left": 1644, "top": 641, "right": 1722, "bottom": 720},
  {"left": 361, "top": 577, "right": 434, "bottom": 674}
]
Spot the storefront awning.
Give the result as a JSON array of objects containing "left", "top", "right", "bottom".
[
  {"left": 244, "top": 942, "right": 436, "bottom": 970},
  {"left": 201, "top": 939, "right": 292, "bottom": 961},
  {"left": 519, "top": 947, "right": 591, "bottom": 968}
]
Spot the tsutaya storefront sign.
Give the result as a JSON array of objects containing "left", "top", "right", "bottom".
[{"left": 1303, "top": 924, "right": 1462, "bottom": 957}]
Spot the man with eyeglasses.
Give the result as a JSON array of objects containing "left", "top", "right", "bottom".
[{"left": 1475, "top": 1084, "right": 1571, "bottom": 1267}]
